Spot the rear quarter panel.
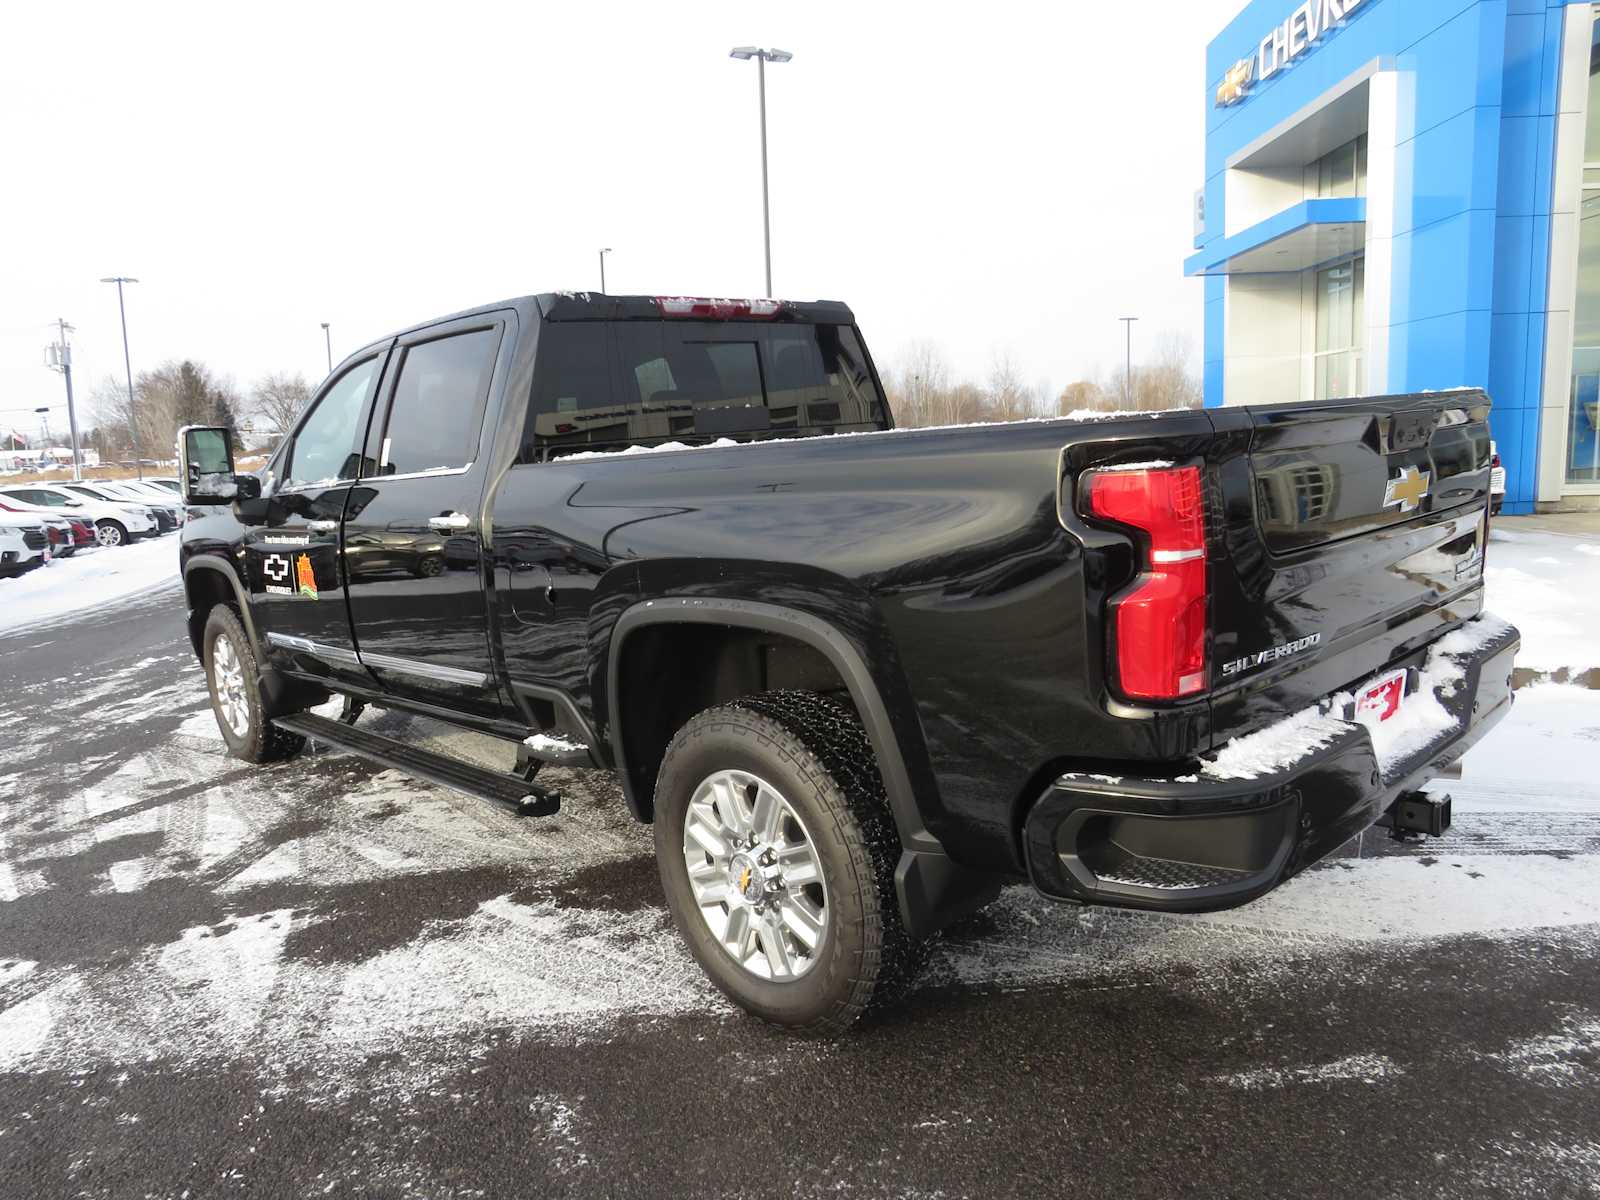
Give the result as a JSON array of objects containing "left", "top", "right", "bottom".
[{"left": 493, "top": 413, "right": 1216, "bottom": 870}]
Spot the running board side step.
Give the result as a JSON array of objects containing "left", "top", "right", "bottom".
[{"left": 272, "top": 713, "right": 560, "bottom": 817}]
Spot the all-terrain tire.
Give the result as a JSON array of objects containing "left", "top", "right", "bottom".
[
  {"left": 201, "top": 605, "right": 306, "bottom": 764},
  {"left": 653, "top": 689, "right": 922, "bottom": 1035}
]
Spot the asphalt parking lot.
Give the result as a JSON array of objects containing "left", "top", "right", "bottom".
[{"left": 3, "top": 582, "right": 1599, "bottom": 1199}]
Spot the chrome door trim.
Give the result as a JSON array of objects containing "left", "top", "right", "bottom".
[
  {"left": 360, "top": 650, "right": 489, "bottom": 688},
  {"left": 264, "top": 632, "right": 361, "bottom": 668},
  {"left": 265, "top": 632, "right": 487, "bottom": 687}
]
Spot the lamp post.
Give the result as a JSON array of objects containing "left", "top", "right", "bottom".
[
  {"left": 320, "top": 323, "right": 333, "bottom": 373},
  {"left": 598, "top": 247, "right": 612, "bottom": 293},
  {"left": 100, "top": 277, "right": 141, "bottom": 477},
  {"left": 729, "top": 45, "right": 793, "bottom": 297},
  {"left": 43, "top": 317, "right": 84, "bottom": 481},
  {"left": 1119, "top": 316, "right": 1139, "bottom": 406}
]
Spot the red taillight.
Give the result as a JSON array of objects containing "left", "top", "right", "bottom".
[
  {"left": 1491, "top": 451, "right": 1502, "bottom": 469},
  {"left": 654, "top": 296, "right": 782, "bottom": 319},
  {"left": 1086, "top": 465, "right": 1208, "bottom": 701}
]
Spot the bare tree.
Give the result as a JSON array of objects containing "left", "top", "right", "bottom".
[
  {"left": 89, "top": 373, "right": 139, "bottom": 459},
  {"left": 252, "top": 371, "right": 312, "bottom": 436},
  {"left": 1057, "top": 379, "right": 1108, "bottom": 415},
  {"left": 1130, "top": 332, "right": 1202, "bottom": 411},
  {"left": 889, "top": 341, "right": 953, "bottom": 428},
  {"left": 982, "top": 350, "right": 1035, "bottom": 423}
]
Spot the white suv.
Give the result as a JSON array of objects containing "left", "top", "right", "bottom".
[
  {"left": 0, "top": 484, "right": 158, "bottom": 548},
  {"left": 0, "top": 519, "right": 45, "bottom": 576}
]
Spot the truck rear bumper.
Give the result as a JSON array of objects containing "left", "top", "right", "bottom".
[{"left": 1022, "top": 617, "right": 1520, "bottom": 913}]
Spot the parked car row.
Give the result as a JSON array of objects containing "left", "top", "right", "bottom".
[{"left": 0, "top": 477, "right": 183, "bottom": 576}]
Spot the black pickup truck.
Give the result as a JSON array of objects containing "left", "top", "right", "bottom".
[{"left": 177, "top": 293, "right": 1519, "bottom": 1033}]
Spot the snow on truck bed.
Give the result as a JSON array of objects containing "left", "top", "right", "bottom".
[{"left": 550, "top": 409, "right": 1193, "bottom": 462}]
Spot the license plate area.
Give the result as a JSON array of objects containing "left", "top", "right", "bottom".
[{"left": 1354, "top": 666, "right": 1409, "bottom": 729}]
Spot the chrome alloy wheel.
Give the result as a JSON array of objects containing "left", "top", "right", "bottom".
[
  {"left": 96, "top": 522, "right": 123, "bottom": 547},
  {"left": 681, "top": 769, "right": 829, "bottom": 981},
  {"left": 211, "top": 632, "right": 251, "bottom": 738}
]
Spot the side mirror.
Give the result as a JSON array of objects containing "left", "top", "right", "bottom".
[{"left": 178, "top": 426, "right": 253, "bottom": 505}]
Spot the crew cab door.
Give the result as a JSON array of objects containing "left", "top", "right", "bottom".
[
  {"left": 249, "top": 347, "right": 389, "bottom": 690},
  {"left": 341, "top": 312, "right": 511, "bottom": 717}
]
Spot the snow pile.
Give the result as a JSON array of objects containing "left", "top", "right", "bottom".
[
  {"left": 1201, "top": 705, "right": 1351, "bottom": 781},
  {"left": 523, "top": 731, "right": 589, "bottom": 756},
  {"left": 555, "top": 438, "right": 738, "bottom": 462},
  {"left": 1363, "top": 650, "right": 1466, "bottom": 780},
  {"left": 1436, "top": 612, "right": 1518, "bottom": 658},
  {"left": 1198, "top": 613, "right": 1515, "bottom": 782},
  {"left": 0, "top": 536, "right": 178, "bottom": 635},
  {"left": 193, "top": 472, "right": 237, "bottom": 498}
]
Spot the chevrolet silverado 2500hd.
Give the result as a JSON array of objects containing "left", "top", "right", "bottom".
[{"left": 176, "top": 293, "right": 1518, "bottom": 1033}]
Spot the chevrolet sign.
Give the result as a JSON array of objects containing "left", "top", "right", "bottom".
[{"left": 1214, "top": 0, "right": 1369, "bottom": 108}]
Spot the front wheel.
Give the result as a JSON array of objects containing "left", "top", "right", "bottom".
[
  {"left": 95, "top": 520, "right": 127, "bottom": 548},
  {"left": 202, "top": 606, "right": 305, "bottom": 763},
  {"left": 653, "top": 690, "right": 920, "bottom": 1035}
]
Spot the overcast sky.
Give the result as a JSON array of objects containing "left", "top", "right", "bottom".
[{"left": 1, "top": 0, "right": 1243, "bottom": 440}]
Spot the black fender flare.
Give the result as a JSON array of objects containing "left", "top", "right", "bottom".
[
  {"left": 183, "top": 554, "right": 328, "bottom": 719},
  {"left": 606, "top": 597, "right": 1000, "bottom": 938},
  {"left": 182, "top": 555, "right": 262, "bottom": 655}
]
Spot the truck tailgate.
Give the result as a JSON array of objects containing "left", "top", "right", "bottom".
[{"left": 1206, "top": 389, "right": 1494, "bottom": 745}]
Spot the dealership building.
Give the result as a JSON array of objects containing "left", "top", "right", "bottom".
[{"left": 1187, "top": 0, "right": 1600, "bottom": 512}]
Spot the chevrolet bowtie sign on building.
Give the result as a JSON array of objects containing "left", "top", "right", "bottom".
[
  {"left": 1214, "top": 0, "right": 1367, "bottom": 107},
  {"left": 1188, "top": 0, "right": 1600, "bottom": 516}
]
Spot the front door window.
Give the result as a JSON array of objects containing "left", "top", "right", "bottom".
[{"left": 285, "top": 357, "right": 380, "bottom": 489}]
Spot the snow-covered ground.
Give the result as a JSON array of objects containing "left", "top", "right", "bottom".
[
  {"left": 0, "top": 535, "right": 179, "bottom": 635},
  {"left": 0, "top": 517, "right": 1596, "bottom": 1196},
  {"left": 1485, "top": 524, "right": 1600, "bottom": 675}
]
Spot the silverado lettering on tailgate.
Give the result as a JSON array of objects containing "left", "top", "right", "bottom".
[{"left": 1221, "top": 633, "right": 1323, "bottom": 678}]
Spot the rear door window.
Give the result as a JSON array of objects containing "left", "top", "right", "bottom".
[
  {"left": 524, "top": 320, "right": 886, "bottom": 459},
  {"left": 372, "top": 327, "right": 502, "bottom": 476}
]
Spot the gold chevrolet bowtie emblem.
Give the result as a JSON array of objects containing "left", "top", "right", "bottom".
[
  {"left": 1383, "top": 465, "right": 1431, "bottom": 513},
  {"left": 1215, "top": 57, "right": 1254, "bottom": 107},
  {"left": 738, "top": 866, "right": 753, "bottom": 894}
]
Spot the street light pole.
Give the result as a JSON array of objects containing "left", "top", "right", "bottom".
[
  {"left": 101, "top": 277, "right": 141, "bottom": 477},
  {"left": 730, "top": 46, "right": 793, "bottom": 297},
  {"left": 44, "top": 318, "right": 84, "bottom": 481},
  {"left": 1119, "top": 316, "right": 1139, "bottom": 406},
  {"left": 599, "top": 247, "right": 612, "bottom": 293},
  {"left": 321, "top": 323, "right": 332, "bottom": 373}
]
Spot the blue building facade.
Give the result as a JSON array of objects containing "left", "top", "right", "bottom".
[{"left": 1187, "top": 0, "right": 1600, "bottom": 513}]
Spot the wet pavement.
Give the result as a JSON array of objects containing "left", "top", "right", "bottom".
[{"left": 2, "top": 582, "right": 1598, "bottom": 1198}]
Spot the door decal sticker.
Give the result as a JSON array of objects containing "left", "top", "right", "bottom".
[
  {"left": 296, "top": 553, "right": 318, "bottom": 599},
  {"left": 264, "top": 553, "right": 293, "bottom": 596}
]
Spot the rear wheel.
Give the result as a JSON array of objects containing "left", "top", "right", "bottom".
[
  {"left": 95, "top": 520, "right": 127, "bottom": 548},
  {"left": 202, "top": 606, "right": 305, "bottom": 763},
  {"left": 653, "top": 690, "right": 920, "bottom": 1035}
]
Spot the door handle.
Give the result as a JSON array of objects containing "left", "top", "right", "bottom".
[
  {"left": 308, "top": 519, "right": 338, "bottom": 533},
  {"left": 429, "top": 513, "right": 471, "bottom": 531}
]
